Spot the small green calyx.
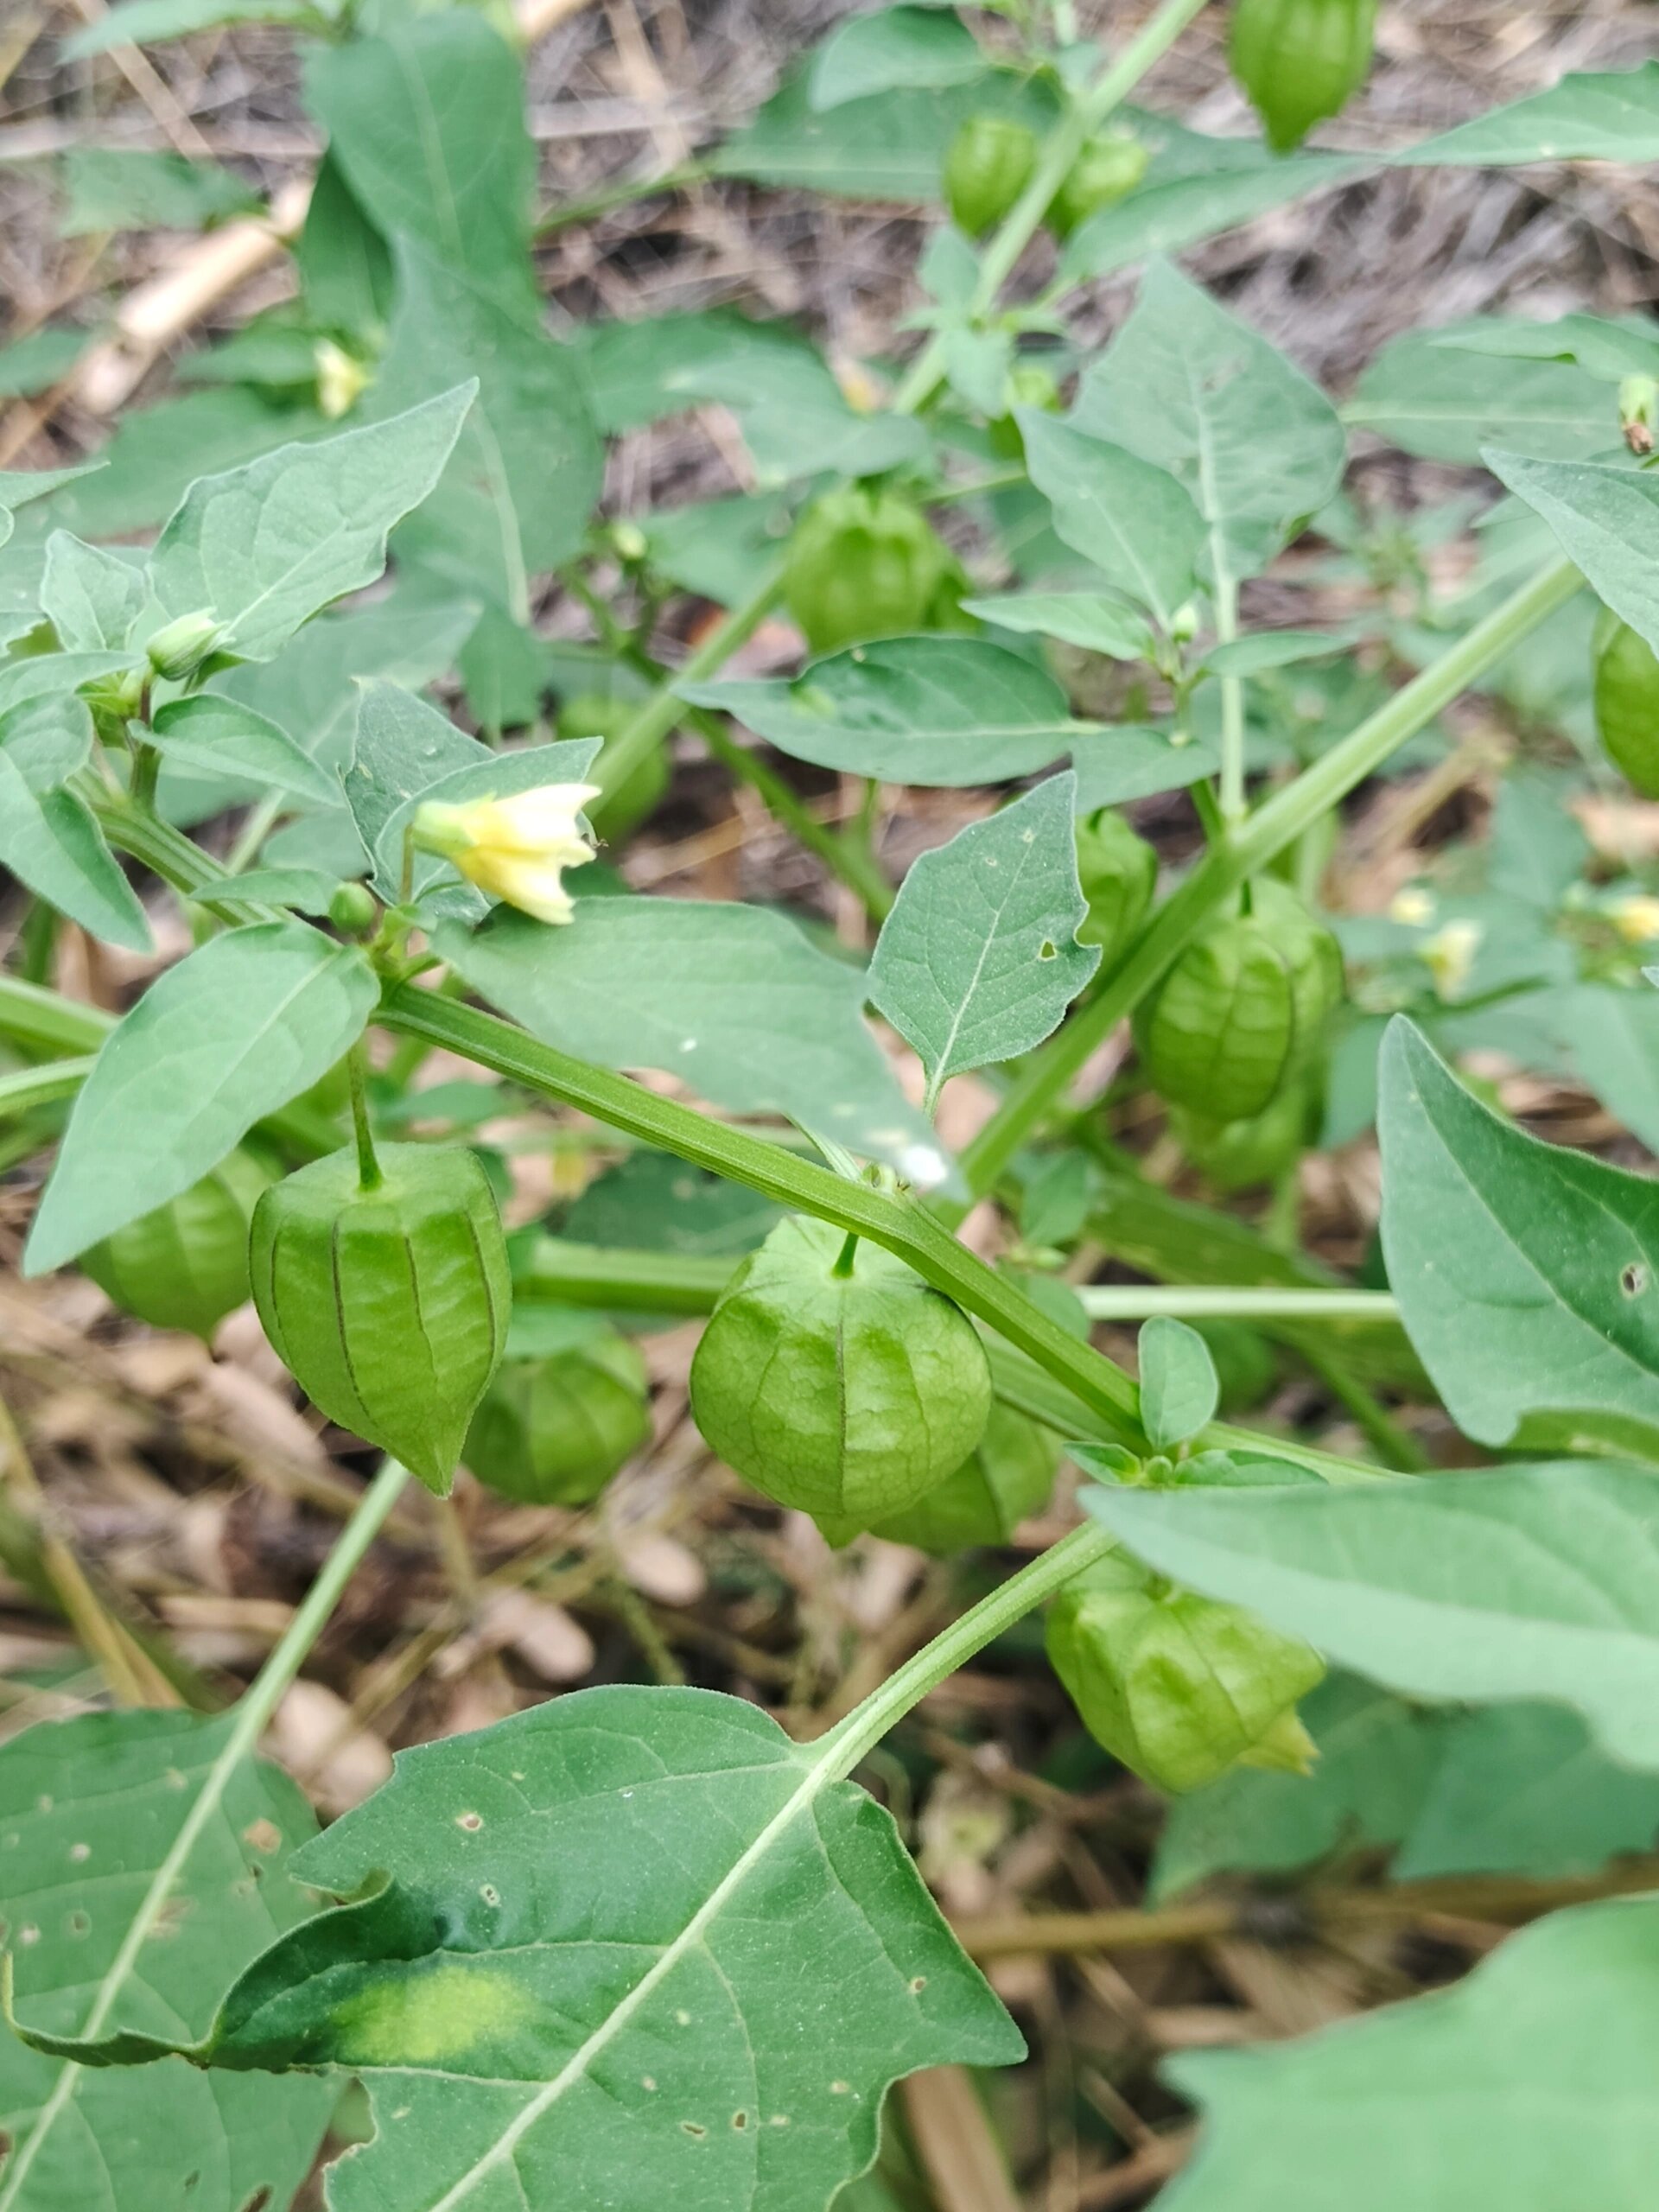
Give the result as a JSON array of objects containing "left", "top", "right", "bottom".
[
  {"left": 1229, "top": 0, "right": 1377, "bottom": 153},
  {"left": 782, "top": 486, "right": 964, "bottom": 658},
  {"left": 465, "top": 1328, "right": 651, "bottom": 1505},
  {"left": 1133, "top": 875, "right": 1344, "bottom": 1122},
  {"left": 1045, "top": 133, "right": 1148, "bottom": 240},
  {"left": 83, "top": 1147, "right": 272, "bottom": 1342},
  {"left": 943, "top": 114, "right": 1039, "bottom": 239},
  {"left": 146, "top": 608, "right": 227, "bottom": 683},
  {"left": 251, "top": 1142, "right": 510, "bottom": 1495},
  {"left": 1046, "top": 1551, "right": 1325, "bottom": 1792},
  {"left": 688, "top": 1214, "right": 992, "bottom": 1542}
]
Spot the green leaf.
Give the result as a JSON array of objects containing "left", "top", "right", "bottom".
[
  {"left": 1068, "top": 726, "right": 1222, "bottom": 807},
  {"left": 24, "top": 919, "right": 377, "bottom": 1274},
  {"left": 669, "top": 347, "right": 926, "bottom": 486},
  {"left": 1136, "top": 1316, "right": 1220, "bottom": 1450},
  {"left": 712, "top": 64, "right": 1057, "bottom": 198},
  {"left": 1485, "top": 448, "right": 1659, "bottom": 656},
  {"left": 0, "top": 327, "right": 89, "bottom": 400},
  {"left": 146, "top": 384, "right": 473, "bottom": 663},
  {"left": 40, "top": 532, "right": 146, "bottom": 651},
  {"left": 1020, "top": 414, "right": 1205, "bottom": 631},
  {"left": 961, "top": 590, "right": 1155, "bottom": 661},
  {"left": 33, "top": 390, "right": 323, "bottom": 543},
  {"left": 1377, "top": 1017, "right": 1659, "bottom": 1456},
  {"left": 1434, "top": 312, "right": 1659, "bottom": 385},
  {"left": 149, "top": 695, "right": 342, "bottom": 807},
  {"left": 562, "top": 1149, "right": 782, "bottom": 1259},
  {"left": 0, "top": 465, "right": 104, "bottom": 550},
  {"left": 1486, "top": 766, "right": 1590, "bottom": 908},
  {"left": 1152, "top": 1674, "right": 1441, "bottom": 1900},
  {"left": 809, "top": 5, "right": 983, "bottom": 109},
  {"left": 371, "top": 239, "right": 601, "bottom": 615},
  {"left": 574, "top": 311, "right": 816, "bottom": 435},
  {"left": 60, "top": 0, "right": 321, "bottom": 56},
  {"left": 0, "top": 760, "right": 151, "bottom": 954},
  {"left": 683, "top": 639, "right": 1084, "bottom": 786},
  {"left": 58, "top": 149, "right": 257, "bottom": 236},
  {"left": 1161, "top": 1898, "right": 1659, "bottom": 2211},
  {"left": 868, "top": 774, "right": 1099, "bottom": 1096},
  {"left": 296, "top": 150, "right": 393, "bottom": 340},
  {"left": 36, "top": 1687, "right": 1023, "bottom": 2212},
  {"left": 1346, "top": 324, "right": 1617, "bottom": 463},
  {"left": 190, "top": 864, "right": 342, "bottom": 915},
  {"left": 1061, "top": 154, "right": 1361, "bottom": 282},
  {"left": 0, "top": 1707, "right": 333, "bottom": 2212},
  {"left": 1204, "top": 630, "right": 1342, "bottom": 676},
  {"left": 304, "top": 12, "right": 534, "bottom": 298},
  {"left": 435, "top": 901, "right": 952, "bottom": 1185},
  {"left": 1396, "top": 1701, "right": 1659, "bottom": 1880},
  {"left": 1550, "top": 984, "right": 1659, "bottom": 1159},
  {"left": 0, "top": 679, "right": 97, "bottom": 794},
  {"left": 1084, "top": 1462, "right": 1659, "bottom": 1770},
  {"left": 1071, "top": 261, "right": 1345, "bottom": 588},
  {"left": 1395, "top": 61, "right": 1659, "bottom": 167},
  {"left": 640, "top": 491, "right": 794, "bottom": 609}
]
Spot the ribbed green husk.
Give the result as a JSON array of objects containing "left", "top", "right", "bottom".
[
  {"left": 83, "top": 1147, "right": 272, "bottom": 1341},
  {"left": 465, "top": 1332, "right": 651, "bottom": 1504}
]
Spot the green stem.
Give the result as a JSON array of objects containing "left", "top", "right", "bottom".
[
  {"left": 1213, "top": 575, "right": 1247, "bottom": 826},
  {"left": 0, "top": 975, "right": 112, "bottom": 1056},
  {"left": 534, "top": 157, "right": 712, "bottom": 238},
  {"left": 1295, "top": 1340, "right": 1430, "bottom": 1474},
  {"left": 592, "top": 563, "right": 786, "bottom": 809},
  {"left": 0, "top": 1459, "right": 410, "bottom": 2212},
  {"left": 889, "top": 0, "right": 1211, "bottom": 417},
  {"left": 0, "top": 1057, "right": 97, "bottom": 1119},
  {"left": 692, "top": 709, "right": 893, "bottom": 920},
  {"left": 86, "top": 787, "right": 274, "bottom": 930},
  {"left": 821, "top": 1522, "right": 1116, "bottom": 1777},
  {"left": 962, "top": 553, "right": 1583, "bottom": 1197}
]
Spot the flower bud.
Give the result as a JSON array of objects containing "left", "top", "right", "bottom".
[
  {"left": 1133, "top": 877, "right": 1343, "bottom": 1122},
  {"left": 943, "top": 115, "right": 1039, "bottom": 239},
  {"left": 146, "top": 609, "right": 226, "bottom": 683},
  {"left": 465, "top": 1330, "right": 651, "bottom": 1504},
  {"left": 412, "top": 782, "right": 599, "bottom": 925},
  {"left": 689, "top": 1216, "right": 992, "bottom": 1543},
  {"left": 251, "top": 1143, "right": 510, "bottom": 1495},
  {"left": 869, "top": 1403, "right": 1059, "bottom": 1554},
  {"left": 83, "top": 1147, "right": 271, "bottom": 1342},
  {"left": 327, "top": 882, "right": 379, "bottom": 938},
  {"left": 314, "top": 339, "right": 372, "bottom": 421},
  {"left": 1046, "top": 1555, "right": 1324, "bottom": 1792}
]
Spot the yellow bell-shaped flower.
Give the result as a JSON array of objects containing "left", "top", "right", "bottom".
[{"left": 413, "top": 783, "right": 600, "bottom": 925}]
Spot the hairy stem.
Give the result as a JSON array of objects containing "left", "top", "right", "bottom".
[
  {"left": 890, "top": 0, "right": 1211, "bottom": 416},
  {"left": 962, "top": 553, "right": 1583, "bottom": 1195}
]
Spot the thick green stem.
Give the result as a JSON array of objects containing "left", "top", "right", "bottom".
[
  {"left": 0, "top": 1459, "right": 409, "bottom": 2212},
  {"left": 1076, "top": 1286, "right": 1399, "bottom": 1322},
  {"left": 0, "top": 1058, "right": 97, "bottom": 1119},
  {"left": 85, "top": 786, "right": 274, "bottom": 929},
  {"left": 962, "top": 553, "right": 1583, "bottom": 1195},
  {"left": 889, "top": 0, "right": 1211, "bottom": 417},
  {"left": 346, "top": 1039, "right": 382, "bottom": 1189},
  {"left": 821, "top": 1522, "right": 1116, "bottom": 1777}
]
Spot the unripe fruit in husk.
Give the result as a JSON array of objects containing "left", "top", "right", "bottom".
[
  {"left": 82, "top": 1147, "right": 272, "bottom": 1341},
  {"left": 251, "top": 1143, "right": 510, "bottom": 1496},
  {"left": 1592, "top": 607, "right": 1659, "bottom": 800},
  {"left": 1045, "top": 134, "right": 1149, "bottom": 240},
  {"left": 870, "top": 1404, "right": 1060, "bottom": 1554},
  {"left": 1133, "top": 877, "right": 1343, "bottom": 1123},
  {"left": 466, "top": 1331, "right": 651, "bottom": 1505},
  {"left": 1046, "top": 1556, "right": 1324, "bottom": 1792},
  {"left": 1075, "top": 807, "right": 1157, "bottom": 965},
  {"left": 783, "top": 487, "right": 959, "bottom": 658},
  {"left": 944, "top": 115, "right": 1039, "bottom": 239},
  {"left": 1170, "top": 1069, "right": 1319, "bottom": 1192},
  {"left": 689, "top": 1215, "right": 993, "bottom": 1544},
  {"left": 556, "top": 692, "right": 669, "bottom": 843},
  {"left": 1230, "top": 0, "right": 1377, "bottom": 154}
]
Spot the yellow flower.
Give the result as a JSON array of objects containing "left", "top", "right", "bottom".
[
  {"left": 1611, "top": 893, "right": 1659, "bottom": 944},
  {"left": 1389, "top": 886, "right": 1435, "bottom": 927},
  {"left": 314, "top": 339, "right": 372, "bottom": 421},
  {"left": 413, "top": 783, "right": 600, "bottom": 925},
  {"left": 1421, "top": 917, "right": 1483, "bottom": 1000}
]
